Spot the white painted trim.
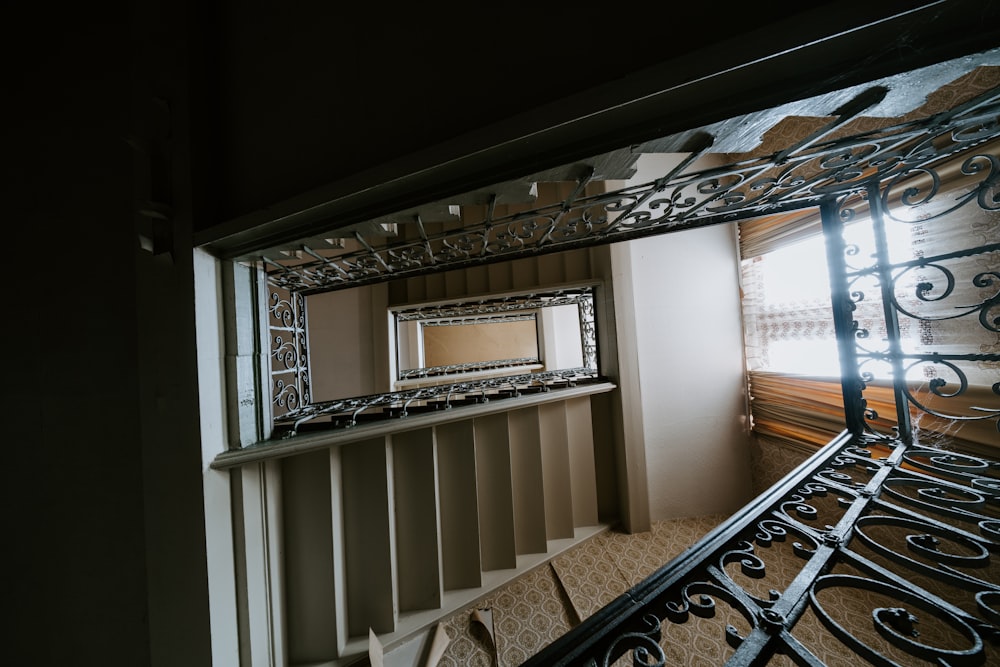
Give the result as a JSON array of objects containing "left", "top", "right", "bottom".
[
  {"left": 264, "top": 460, "right": 287, "bottom": 667},
  {"left": 328, "top": 448, "right": 349, "bottom": 655},
  {"left": 240, "top": 462, "right": 287, "bottom": 666},
  {"left": 193, "top": 247, "right": 241, "bottom": 666},
  {"left": 223, "top": 260, "right": 273, "bottom": 447}
]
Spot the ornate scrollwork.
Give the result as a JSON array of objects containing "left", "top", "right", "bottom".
[
  {"left": 394, "top": 288, "right": 594, "bottom": 321},
  {"left": 721, "top": 540, "right": 768, "bottom": 581},
  {"left": 882, "top": 152, "right": 1000, "bottom": 223},
  {"left": 663, "top": 579, "right": 758, "bottom": 645},
  {"left": 269, "top": 292, "right": 297, "bottom": 327},
  {"left": 273, "top": 366, "right": 601, "bottom": 434},
  {"left": 889, "top": 263, "right": 1000, "bottom": 330},
  {"left": 896, "top": 359, "right": 1000, "bottom": 428},
  {"left": 900, "top": 447, "right": 1000, "bottom": 482},
  {"left": 881, "top": 475, "right": 994, "bottom": 527},
  {"left": 269, "top": 288, "right": 309, "bottom": 418},
  {"left": 273, "top": 378, "right": 302, "bottom": 411},
  {"left": 826, "top": 143, "right": 1000, "bottom": 441},
  {"left": 816, "top": 449, "right": 885, "bottom": 489},
  {"left": 853, "top": 513, "right": 998, "bottom": 592},
  {"left": 810, "top": 574, "right": 986, "bottom": 666},
  {"left": 600, "top": 614, "right": 665, "bottom": 667}
]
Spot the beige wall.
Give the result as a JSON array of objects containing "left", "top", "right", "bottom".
[
  {"left": 307, "top": 285, "right": 390, "bottom": 401},
  {"left": 422, "top": 319, "right": 538, "bottom": 368}
]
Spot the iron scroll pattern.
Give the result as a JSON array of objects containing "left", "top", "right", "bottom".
[
  {"left": 522, "top": 432, "right": 1000, "bottom": 666},
  {"left": 421, "top": 314, "right": 536, "bottom": 327},
  {"left": 262, "top": 85, "right": 1000, "bottom": 296},
  {"left": 820, "top": 145, "right": 1000, "bottom": 443},
  {"left": 269, "top": 287, "right": 310, "bottom": 417},
  {"left": 393, "top": 289, "right": 594, "bottom": 322},
  {"left": 578, "top": 293, "right": 597, "bottom": 370},
  {"left": 397, "top": 358, "right": 539, "bottom": 380}
]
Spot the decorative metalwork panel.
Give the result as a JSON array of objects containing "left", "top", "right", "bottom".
[
  {"left": 821, "top": 148, "right": 1000, "bottom": 442},
  {"left": 268, "top": 286, "right": 310, "bottom": 416},
  {"left": 261, "top": 85, "right": 1000, "bottom": 296},
  {"left": 421, "top": 314, "right": 537, "bottom": 327},
  {"left": 521, "top": 78, "right": 1000, "bottom": 667},
  {"left": 523, "top": 432, "right": 1000, "bottom": 666}
]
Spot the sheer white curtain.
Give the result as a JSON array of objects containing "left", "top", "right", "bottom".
[{"left": 740, "top": 226, "right": 839, "bottom": 377}]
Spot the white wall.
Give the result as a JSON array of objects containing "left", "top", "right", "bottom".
[
  {"left": 538, "top": 304, "right": 584, "bottom": 370},
  {"left": 396, "top": 320, "right": 423, "bottom": 371},
  {"left": 615, "top": 154, "right": 753, "bottom": 520}
]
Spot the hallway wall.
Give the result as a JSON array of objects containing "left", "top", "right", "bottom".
[{"left": 612, "top": 154, "right": 754, "bottom": 520}]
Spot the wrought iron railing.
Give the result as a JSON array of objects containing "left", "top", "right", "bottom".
[
  {"left": 260, "top": 85, "right": 1000, "bottom": 297},
  {"left": 272, "top": 367, "right": 602, "bottom": 436},
  {"left": 397, "top": 358, "right": 540, "bottom": 380},
  {"left": 264, "top": 284, "right": 601, "bottom": 434},
  {"left": 523, "top": 431, "right": 1000, "bottom": 666},
  {"left": 520, "top": 78, "right": 999, "bottom": 666},
  {"left": 393, "top": 286, "right": 598, "bottom": 379},
  {"left": 822, "top": 180, "right": 999, "bottom": 445},
  {"left": 392, "top": 288, "right": 595, "bottom": 321}
]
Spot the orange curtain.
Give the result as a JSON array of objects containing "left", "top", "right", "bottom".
[
  {"left": 748, "top": 370, "right": 997, "bottom": 451},
  {"left": 747, "top": 371, "right": 893, "bottom": 448}
]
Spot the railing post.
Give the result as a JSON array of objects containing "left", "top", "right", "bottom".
[{"left": 820, "top": 197, "right": 868, "bottom": 439}]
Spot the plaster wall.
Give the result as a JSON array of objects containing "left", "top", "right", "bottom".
[
  {"left": 618, "top": 154, "right": 754, "bottom": 520},
  {"left": 538, "top": 304, "right": 585, "bottom": 370},
  {"left": 397, "top": 320, "right": 423, "bottom": 371},
  {"left": 307, "top": 285, "right": 390, "bottom": 401},
  {"left": 422, "top": 319, "right": 538, "bottom": 368}
]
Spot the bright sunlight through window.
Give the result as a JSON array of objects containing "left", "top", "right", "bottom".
[{"left": 750, "top": 232, "right": 841, "bottom": 377}]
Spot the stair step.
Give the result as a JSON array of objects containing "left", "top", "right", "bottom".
[
  {"left": 474, "top": 412, "right": 517, "bottom": 571},
  {"left": 341, "top": 438, "right": 396, "bottom": 636},
  {"left": 508, "top": 406, "right": 549, "bottom": 555},
  {"left": 392, "top": 429, "right": 443, "bottom": 613},
  {"left": 282, "top": 450, "right": 346, "bottom": 660},
  {"left": 436, "top": 420, "right": 483, "bottom": 591},
  {"left": 538, "top": 401, "right": 575, "bottom": 540},
  {"left": 333, "top": 524, "right": 612, "bottom": 665}
]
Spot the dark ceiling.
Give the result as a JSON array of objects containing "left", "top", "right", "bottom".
[{"left": 117, "top": 1, "right": 1000, "bottom": 251}]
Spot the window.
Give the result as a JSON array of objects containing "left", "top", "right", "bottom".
[
  {"left": 741, "top": 228, "right": 839, "bottom": 377},
  {"left": 739, "top": 166, "right": 1000, "bottom": 451}
]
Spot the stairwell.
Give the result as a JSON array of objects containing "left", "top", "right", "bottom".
[
  {"left": 222, "top": 163, "right": 641, "bottom": 666},
  {"left": 270, "top": 386, "right": 616, "bottom": 665}
]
